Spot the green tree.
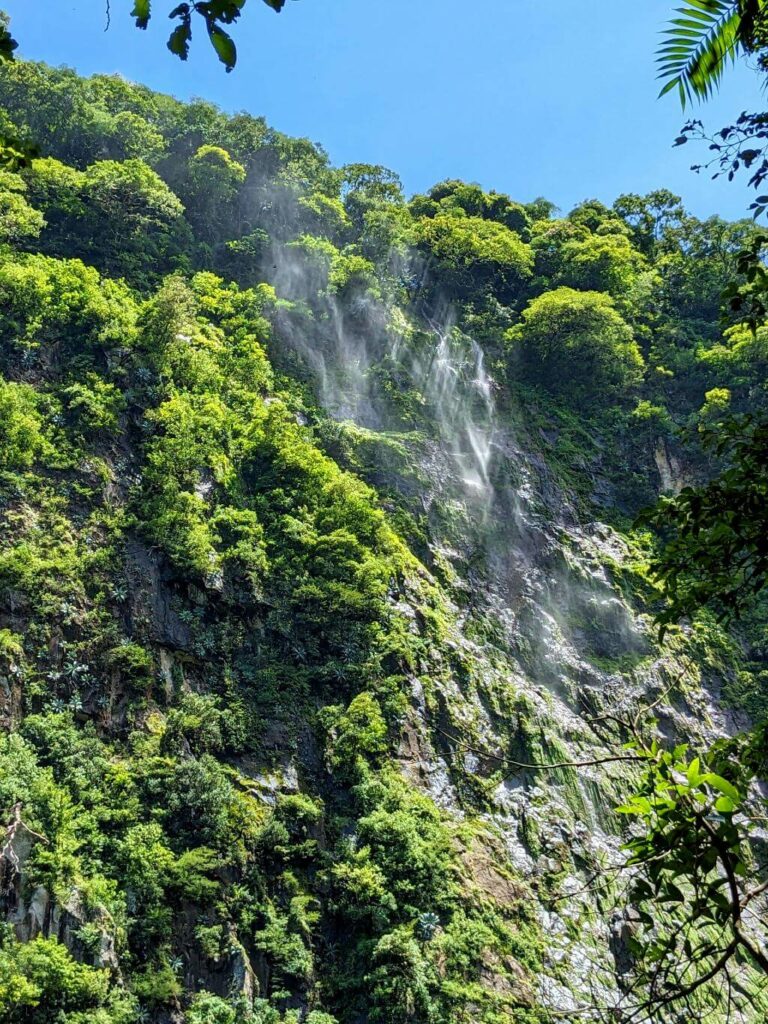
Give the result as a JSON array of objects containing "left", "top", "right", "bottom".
[
  {"left": 643, "top": 417, "right": 768, "bottom": 628},
  {"left": 23, "top": 157, "right": 187, "bottom": 284},
  {"left": 0, "top": 378, "right": 52, "bottom": 468},
  {"left": 506, "top": 286, "right": 644, "bottom": 403},
  {"left": 411, "top": 179, "right": 531, "bottom": 238},
  {"left": 415, "top": 212, "right": 533, "bottom": 302},
  {"left": 182, "top": 144, "right": 246, "bottom": 245},
  {"left": 366, "top": 927, "right": 435, "bottom": 1024},
  {"left": 0, "top": 931, "right": 113, "bottom": 1022},
  {"left": 554, "top": 230, "right": 645, "bottom": 298},
  {"left": 613, "top": 189, "right": 685, "bottom": 254},
  {"left": 0, "top": 169, "right": 44, "bottom": 242}
]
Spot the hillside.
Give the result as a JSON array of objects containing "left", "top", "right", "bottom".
[{"left": 0, "top": 60, "right": 766, "bottom": 1024}]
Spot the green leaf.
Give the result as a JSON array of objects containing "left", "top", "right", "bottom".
[
  {"left": 0, "top": 134, "right": 39, "bottom": 170},
  {"left": 686, "top": 757, "right": 701, "bottom": 785},
  {"left": 168, "top": 22, "right": 192, "bottom": 61},
  {"left": 660, "top": 882, "right": 686, "bottom": 903},
  {"left": 715, "top": 795, "right": 736, "bottom": 813},
  {"left": 131, "top": 0, "right": 152, "bottom": 29},
  {"left": 616, "top": 803, "right": 642, "bottom": 815},
  {"left": 703, "top": 773, "right": 741, "bottom": 803},
  {"left": 656, "top": 0, "right": 743, "bottom": 108},
  {"left": 617, "top": 796, "right": 653, "bottom": 816},
  {"left": 207, "top": 24, "right": 237, "bottom": 71}
]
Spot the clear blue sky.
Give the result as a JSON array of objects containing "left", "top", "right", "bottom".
[{"left": 3, "top": 0, "right": 765, "bottom": 220}]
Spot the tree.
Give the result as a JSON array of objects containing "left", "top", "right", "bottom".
[
  {"left": 414, "top": 211, "right": 533, "bottom": 302},
  {"left": 506, "top": 286, "right": 644, "bottom": 403},
  {"left": 643, "top": 416, "right": 768, "bottom": 629},
  {"left": 0, "top": 169, "right": 44, "bottom": 242},
  {"left": 613, "top": 189, "right": 685, "bottom": 255},
  {"left": 0, "top": 2, "right": 293, "bottom": 166},
  {"left": 24, "top": 157, "right": 188, "bottom": 284},
  {"left": 0, "top": 13, "right": 36, "bottom": 170},
  {"left": 0, "top": 931, "right": 114, "bottom": 1022},
  {"left": 649, "top": 1, "right": 768, "bottom": 632},
  {"left": 553, "top": 229, "right": 646, "bottom": 297},
  {"left": 620, "top": 7, "right": 768, "bottom": 1017},
  {"left": 181, "top": 144, "right": 246, "bottom": 244},
  {"left": 411, "top": 179, "right": 532, "bottom": 238}
]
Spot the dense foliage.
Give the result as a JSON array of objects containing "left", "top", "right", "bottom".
[{"left": 0, "top": 57, "right": 767, "bottom": 1024}]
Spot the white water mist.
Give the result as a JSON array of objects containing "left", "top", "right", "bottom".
[
  {"left": 269, "top": 236, "right": 498, "bottom": 511},
  {"left": 417, "top": 317, "right": 496, "bottom": 509}
]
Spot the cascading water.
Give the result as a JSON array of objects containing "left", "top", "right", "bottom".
[
  {"left": 422, "top": 322, "right": 496, "bottom": 504},
  {"left": 271, "top": 239, "right": 498, "bottom": 513}
]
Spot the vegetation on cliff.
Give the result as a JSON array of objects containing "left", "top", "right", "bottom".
[{"left": 0, "top": 55, "right": 766, "bottom": 1023}]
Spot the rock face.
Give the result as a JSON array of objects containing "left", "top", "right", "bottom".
[
  {"left": 0, "top": 669, "right": 22, "bottom": 731},
  {"left": 284, "top": 315, "right": 759, "bottom": 1018},
  {"left": 653, "top": 439, "right": 691, "bottom": 494}
]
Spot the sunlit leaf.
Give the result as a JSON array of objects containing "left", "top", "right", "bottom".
[{"left": 703, "top": 772, "right": 741, "bottom": 803}]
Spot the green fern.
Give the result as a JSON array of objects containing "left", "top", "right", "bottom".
[{"left": 657, "top": 0, "right": 751, "bottom": 107}]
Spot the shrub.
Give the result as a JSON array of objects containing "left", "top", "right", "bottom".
[
  {"left": 161, "top": 693, "right": 225, "bottom": 756},
  {"left": 186, "top": 992, "right": 239, "bottom": 1024},
  {"left": 130, "top": 963, "right": 182, "bottom": 1005},
  {"left": 164, "top": 754, "right": 233, "bottom": 846},
  {"left": 506, "top": 286, "right": 644, "bottom": 405},
  {"left": 61, "top": 374, "right": 126, "bottom": 437},
  {"left": 0, "top": 931, "right": 110, "bottom": 1021},
  {"left": 0, "top": 379, "right": 52, "bottom": 468},
  {"left": 366, "top": 926, "right": 435, "bottom": 1024},
  {"left": 0, "top": 169, "right": 45, "bottom": 243}
]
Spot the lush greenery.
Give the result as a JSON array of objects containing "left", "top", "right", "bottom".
[{"left": 0, "top": 55, "right": 767, "bottom": 1024}]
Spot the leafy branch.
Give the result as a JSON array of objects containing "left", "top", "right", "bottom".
[
  {"left": 615, "top": 740, "right": 768, "bottom": 1020},
  {"left": 657, "top": 0, "right": 765, "bottom": 108},
  {"left": 674, "top": 114, "right": 768, "bottom": 215},
  {"left": 131, "top": 0, "right": 287, "bottom": 72},
  {"left": 438, "top": 675, "right": 768, "bottom": 1021},
  {"left": 640, "top": 416, "right": 768, "bottom": 632},
  {"left": 0, "top": 14, "right": 38, "bottom": 169}
]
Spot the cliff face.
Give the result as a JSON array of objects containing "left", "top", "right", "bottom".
[{"left": 0, "top": 61, "right": 764, "bottom": 1024}]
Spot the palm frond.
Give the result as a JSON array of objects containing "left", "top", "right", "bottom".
[{"left": 657, "top": 0, "right": 744, "bottom": 107}]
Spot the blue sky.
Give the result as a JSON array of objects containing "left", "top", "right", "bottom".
[{"left": 3, "top": 0, "right": 766, "bottom": 220}]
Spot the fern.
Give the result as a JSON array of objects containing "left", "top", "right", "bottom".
[{"left": 657, "top": 0, "right": 749, "bottom": 107}]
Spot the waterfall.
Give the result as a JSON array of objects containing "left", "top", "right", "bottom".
[
  {"left": 420, "top": 319, "right": 496, "bottom": 509},
  {"left": 271, "top": 242, "right": 497, "bottom": 510}
]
